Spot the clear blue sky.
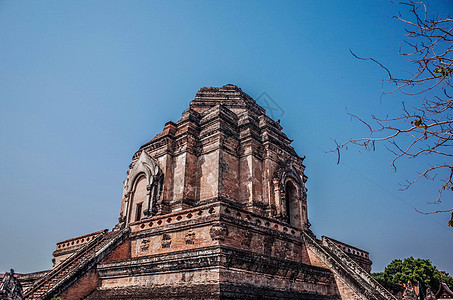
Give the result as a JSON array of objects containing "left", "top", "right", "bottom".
[{"left": 1, "top": 0, "right": 452, "bottom": 275}]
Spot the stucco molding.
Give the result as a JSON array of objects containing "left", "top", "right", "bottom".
[{"left": 124, "top": 151, "right": 163, "bottom": 222}]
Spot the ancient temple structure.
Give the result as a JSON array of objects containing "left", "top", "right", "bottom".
[{"left": 19, "top": 85, "right": 396, "bottom": 299}]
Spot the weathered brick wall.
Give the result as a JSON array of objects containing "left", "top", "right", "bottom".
[
  {"left": 101, "top": 239, "right": 130, "bottom": 263},
  {"left": 131, "top": 224, "right": 215, "bottom": 258},
  {"left": 57, "top": 269, "right": 99, "bottom": 300},
  {"left": 306, "top": 247, "right": 328, "bottom": 268},
  {"left": 221, "top": 222, "right": 302, "bottom": 262},
  {"left": 334, "top": 273, "right": 363, "bottom": 300},
  {"left": 95, "top": 245, "right": 339, "bottom": 299},
  {"left": 158, "top": 152, "right": 174, "bottom": 205},
  {"left": 300, "top": 242, "right": 312, "bottom": 265},
  {"left": 220, "top": 267, "right": 336, "bottom": 299},
  {"left": 100, "top": 268, "right": 221, "bottom": 290},
  {"left": 198, "top": 150, "right": 220, "bottom": 200},
  {"left": 127, "top": 202, "right": 304, "bottom": 262},
  {"left": 219, "top": 150, "right": 240, "bottom": 201}
]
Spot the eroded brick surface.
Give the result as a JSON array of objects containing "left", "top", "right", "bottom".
[{"left": 57, "top": 269, "right": 99, "bottom": 300}]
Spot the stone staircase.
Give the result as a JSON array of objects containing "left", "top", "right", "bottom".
[
  {"left": 301, "top": 231, "right": 397, "bottom": 300},
  {"left": 24, "top": 227, "right": 130, "bottom": 300}
]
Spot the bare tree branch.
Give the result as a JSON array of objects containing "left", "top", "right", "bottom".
[{"left": 334, "top": 1, "right": 453, "bottom": 226}]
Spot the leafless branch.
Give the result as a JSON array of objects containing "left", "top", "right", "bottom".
[{"left": 335, "top": 1, "right": 453, "bottom": 225}]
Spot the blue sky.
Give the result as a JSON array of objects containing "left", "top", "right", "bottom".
[{"left": 1, "top": 0, "right": 452, "bottom": 275}]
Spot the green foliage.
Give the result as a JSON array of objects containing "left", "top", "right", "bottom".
[
  {"left": 433, "top": 66, "right": 452, "bottom": 77},
  {"left": 50, "top": 297, "right": 61, "bottom": 300},
  {"left": 371, "top": 271, "right": 386, "bottom": 282},
  {"left": 440, "top": 271, "right": 453, "bottom": 291},
  {"left": 371, "top": 257, "right": 453, "bottom": 292}
]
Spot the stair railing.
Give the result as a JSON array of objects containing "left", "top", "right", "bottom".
[
  {"left": 24, "top": 229, "right": 108, "bottom": 299},
  {"left": 41, "top": 227, "right": 130, "bottom": 300},
  {"left": 321, "top": 236, "right": 397, "bottom": 300}
]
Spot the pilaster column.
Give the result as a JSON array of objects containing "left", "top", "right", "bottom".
[
  {"left": 142, "top": 183, "right": 153, "bottom": 219},
  {"left": 273, "top": 179, "right": 281, "bottom": 216},
  {"left": 124, "top": 191, "right": 132, "bottom": 224}
]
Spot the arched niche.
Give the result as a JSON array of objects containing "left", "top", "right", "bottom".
[
  {"left": 284, "top": 178, "right": 302, "bottom": 228},
  {"left": 123, "top": 151, "right": 163, "bottom": 224},
  {"left": 272, "top": 163, "right": 307, "bottom": 229},
  {"left": 129, "top": 174, "right": 147, "bottom": 222}
]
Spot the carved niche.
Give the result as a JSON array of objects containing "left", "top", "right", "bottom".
[
  {"left": 123, "top": 151, "right": 163, "bottom": 224},
  {"left": 271, "top": 161, "right": 307, "bottom": 229}
]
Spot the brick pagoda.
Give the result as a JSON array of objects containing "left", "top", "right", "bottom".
[{"left": 18, "top": 85, "right": 396, "bottom": 300}]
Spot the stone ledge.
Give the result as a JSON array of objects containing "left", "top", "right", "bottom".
[
  {"left": 86, "top": 283, "right": 339, "bottom": 300},
  {"left": 97, "top": 245, "right": 332, "bottom": 280},
  {"left": 86, "top": 284, "right": 221, "bottom": 299}
]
